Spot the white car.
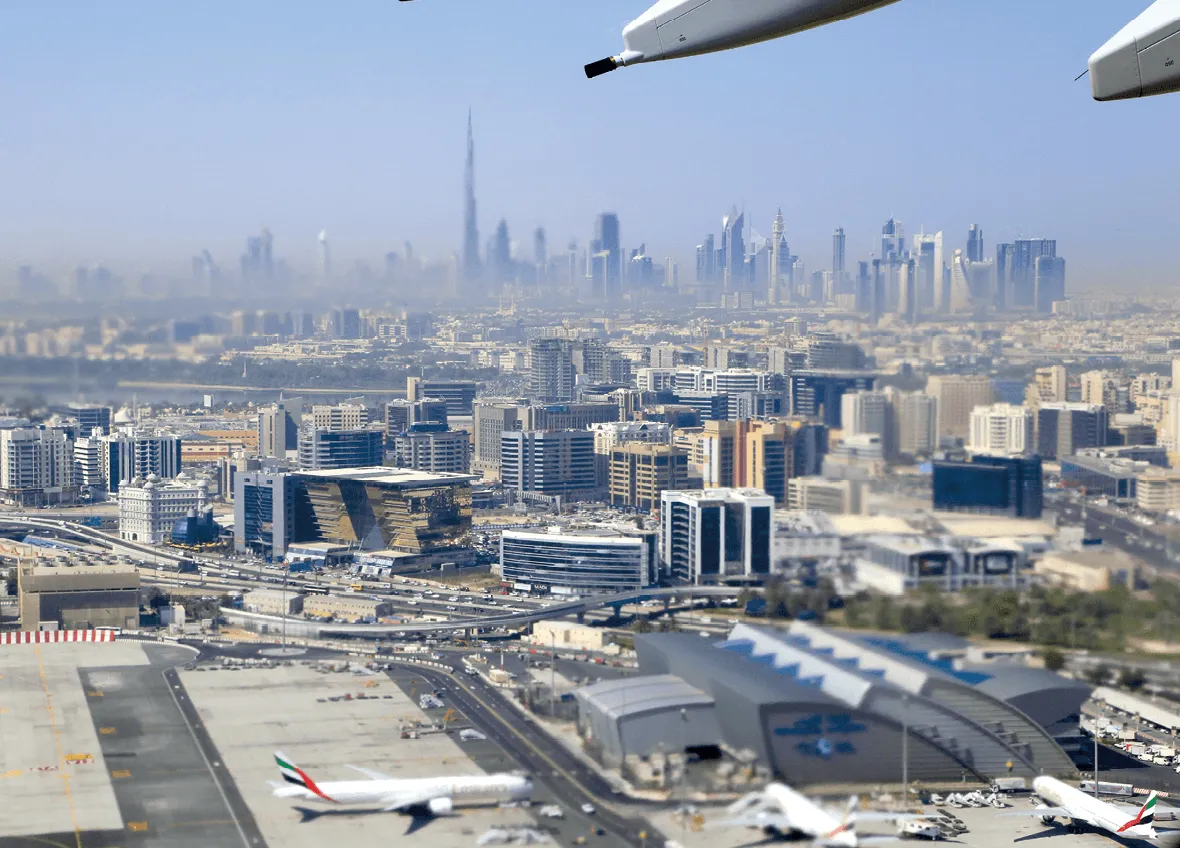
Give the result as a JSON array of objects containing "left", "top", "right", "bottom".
[{"left": 580, "top": 803, "right": 596, "bottom": 815}]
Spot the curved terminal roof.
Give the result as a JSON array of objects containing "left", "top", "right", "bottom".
[{"left": 575, "top": 674, "right": 713, "bottom": 720}]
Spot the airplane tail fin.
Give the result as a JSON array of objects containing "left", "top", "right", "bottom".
[
  {"left": 818, "top": 796, "right": 858, "bottom": 844},
  {"left": 1118, "top": 792, "right": 1158, "bottom": 833},
  {"left": 274, "top": 752, "right": 336, "bottom": 803}
]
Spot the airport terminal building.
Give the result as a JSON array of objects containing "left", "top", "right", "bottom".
[{"left": 576, "top": 622, "right": 1087, "bottom": 785}]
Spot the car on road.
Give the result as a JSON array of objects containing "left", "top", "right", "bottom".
[{"left": 581, "top": 803, "right": 596, "bottom": 815}]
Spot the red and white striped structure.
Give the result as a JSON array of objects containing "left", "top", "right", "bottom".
[{"left": 1, "top": 629, "right": 117, "bottom": 645}]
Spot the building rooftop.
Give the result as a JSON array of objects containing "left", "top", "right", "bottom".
[
  {"left": 828, "top": 515, "right": 920, "bottom": 536},
  {"left": 294, "top": 467, "right": 478, "bottom": 485},
  {"left": 576, "top": 674, "right": 714, "bottom": 720},
  {"left": 933, "top": 515, "right": 1057, "bottom": 538}
]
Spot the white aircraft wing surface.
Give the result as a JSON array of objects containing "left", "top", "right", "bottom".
[
  {"left": 706, "top": 813, "right": 792, "bottom": 832},
  {"left": 1002, "top": 807, "right": 1085, "bottom": 822},
  {"left": 381, "top": 787, "right": 445, "bottom": 812}
]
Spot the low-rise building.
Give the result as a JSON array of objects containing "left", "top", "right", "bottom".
[
  {"left": 242, "top": 588, "right": 305, "bottom": 616},
  {"left": 1035, "top": 548, "right": 1139, "bottom": 592},
  {"left": 500, "top": 526, "right": 657, "bottom": 596},
  {"left": 17, "top": 562, "right": 140, "bottom": 631},
  {"left": 787, "top": 476, "right": 862, "bottom": 515},
  {"left": 303, "top": 593, "right": 391, "bottom": 621},
  {"left": 854, "top": 534, "right": 1030, "bottom": 595}
]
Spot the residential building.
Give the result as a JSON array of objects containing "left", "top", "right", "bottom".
[
  {"left": 926, "top": 375, "right": 995, "bottom": 440},
  {"left": 1080, "top": 370, "right": 1125, "bottom": 418},
  {"left": 257, "top": 400, "right": 303, "bottom": 459},
  {"left": 500, "top": 527, "right": 657, "bottom": 595},
  {"left": 103, "top": 431, "right": 183, "bottom": 492},
  {"left": 591, "top": 420, "right": 673, "bottom": 483},
  {"left": 840, "top": 390, "right": 896, "bottom": 459},
  {"left": 1025, "top": 366, "right": 1068, "bottom": 410},
  {"left": 608, "top": 443, "right": 690, "bottom": 512},
  {"left": 392, "top": 423, "right": 471, "bottom": 474},
  {"left": 308, "top": 403, "right": 370, "bottom": 431},
  {"left": 890, "top": 389, "right": 937, "bottom": 458},
  {"left": 659, "top": 489, "right": 774, "bottom": 585},
  {"left": 0, "top": 426, "right": 77, "bottom": 506},
  {"left": 529, "top": 338, "right": 575, "bottom": 402},
  {"left": 969, "top": 403, "right": 1034, "bottom": 455}
]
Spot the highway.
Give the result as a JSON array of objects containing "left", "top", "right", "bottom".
[
  {"left": 1051, "top": 497, "right": 1180, "bottom": 572},
  {"left": 390, "top": 657, "right": 664, "bottom": 848}
]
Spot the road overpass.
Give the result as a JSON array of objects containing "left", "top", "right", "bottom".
[{"left": 222, "top": 584, "right": 744, "bottom": 638}]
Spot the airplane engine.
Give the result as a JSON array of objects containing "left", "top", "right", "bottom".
[
  {"left": 1090, "top": 0, "right": 1180, "bottom": 100},
  {"left": 428, "top": 797, "right": 454, "bottom": 816},
  {"left": 1036, "top": 803, "right": 1056, "bottom": 825}
]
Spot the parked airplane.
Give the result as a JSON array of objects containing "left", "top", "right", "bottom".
[
  {"left": 708, "top": 782, "right": 925, "bottom": 846},
  {"left": 270, "top": 752, "right": 533, "bottom": 816},
  {"left": 1008, "top": 775, "right": 1180, "bottom": 845}
]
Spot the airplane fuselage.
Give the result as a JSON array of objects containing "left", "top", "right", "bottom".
[
  {"left": 1032, "top": 776, "right": 1156, "bottom": 841},
  {"left": 275, "top": 774, "right": 531, "bottom": 808}
]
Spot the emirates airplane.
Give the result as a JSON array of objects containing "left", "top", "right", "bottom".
[
  {"left": 709, "top": 782, "right": 930, "bottom": 847},
  {"left": 1007, "top": 776, "right": 1180, "bottom": 846},
  {"left": 270, "top": 752, "right": 533, "bottom": 816}
]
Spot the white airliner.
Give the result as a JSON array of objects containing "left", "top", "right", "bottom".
[
  {"left": 270, "top": 752, "right": 533, "bottom": 817},
  {"left": 1088, "top": 0, "right": 1180, "bottom": 101},
  {"left": 709, "top": 782, "right": 928, "bottom": 847},
  {"left": 1008, "top": 775, "right": 1180, "bottom": 846}
]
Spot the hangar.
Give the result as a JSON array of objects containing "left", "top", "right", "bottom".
[{"left": 576, "top": 622, "right": 1086, "bottom": 784}]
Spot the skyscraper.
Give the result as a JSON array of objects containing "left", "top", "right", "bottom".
[
  {"left": 491, "top": 219, "right": 513, "bottom": 288},
  {"left": 1034, "top": 256, "right": 1066, "bottom": 313},
  {"left": 318, "top": 230, "right": 331, "bottom": 283},
  {"left": 769, "top": 209, "right": 785, "bottom": 304},
  {"left": 590, "top": 213, "right": 621, "bottom": 300},
  {"left": 529, "top": 338, "right": 575, "bottom": 403},
  {"left": 1012, "top": 238, "right": 1056, "bottom": 309},
  {"left": 995, "top": 243, "right": 1015, "bottom": 311},
  {"left": 462, "top": 110, "right": 481, "bottom": 294},
  {"left": 967, "top": 224, "right": 984, "bottom": 263},
  {"left": 721, "top": 207, "right": 745, "bottom": 293},
  {"left": 881, "top": 218, "right": 905, "bottom": 260},
  {"left": 533, "top": 227, "right": 547, "bottom": 268},
  {"left": 832, "top": 226, "right": 846, "bottom": 289}
]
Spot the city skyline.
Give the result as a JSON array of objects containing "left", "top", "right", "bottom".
[{"left": 3, "top": 0, "right": 1177, "bottom": 292}]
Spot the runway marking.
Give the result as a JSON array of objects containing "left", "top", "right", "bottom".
[
  {"left": 99, "top": 727, "right": 117, "bottom": 735},
  {"left": 1, "top": 769, "right": 22, "bottom": 779},
  {"left": 34, "top": 643, "right": 83, "bottom": 848},
  {"left": 111, "top": 769, "right": 132, "bottom": 779},
  {"left": 127, "top": 821, "right": 148, "bottom": 832},
  {"left": 87, "top": 691, "right": 104, "bottom": 697}
]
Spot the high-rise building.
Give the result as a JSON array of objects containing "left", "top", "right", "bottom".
[
  {"left": 720, "top": 207, "right": 745, "bottom": 293},
  {"left": 297, "top": 428, "right": 384, "bottom": 470},
  {"left": 318, "top": 230, "right": 331, "bottom": 284},
  {"left": 462, "top": 109, "right": 481, "bottom": 295},
  {"left": 659, "top": 489, "right": 773, "bottom": 584},
  {"left": 832, "top": 226, "right": 846, "bottom": 287},
  {"left": 789, "top": 372, "right": 876, "bottom": 429},
  {"left": 591, "top": 421, "right": 673, "bottom": 485},
  {"left": 967, "top": 224, "right": 984, "bottom": 262},
  {"left": 1034, "top": 256, "right": 1067, "bottom": 313},
  {"left": 309, "top": 403, "right": 370, "bottom": 432},
  {"left": 889, "top": 389, "right": 937, "bottom": 459},
  {"left": 968, "top": 403, "right": 1034, "bottom": 455},
  {"left": 841, "top": 391, "right": 896, "bottom": 459},
  {"left": 529, "top": 338, "right": 575, "bottom": 403},
  {"left": 608, "top": 443, "right": 690, "bottom": 512},
  {"left": 406, "top": 378, "right": 477, "bottom": 417},
  {"left": 881, "top": 218, "right": 905, "bottom": 260},
  {"left": 994, "top": 243, "right": 1015, "bottom": 310},
  {"left": 1012, "top": 238, "right": 1056, "bottom": 308},
  {"left": 933, "top": 455, "right": 1043, "bottom": 519},
  {"left": 234, "top": 472, "right": 297, "bottom": 559},
  {"left": 0, "top": 427, "right": 76, "bottom": 506},
  {"left": 68, "top": 405, "right": 112, "bottom": 437},
  {"left": 926, "top": 375, "right": 995, "bottom": 440},
  {"left": 1081, "top": 370, "right": 1125, "bottom": 418},
  {"left": 590, "top": 213, "right": 621, "bottom": 300},
  {"left": 500, "top": 430, "right": 597, "bottom": 502},
  {"left": 1026, "top": 366, "right": 1068, "bottom": 410},
  {"left": 1036, "top": 402, "right": 1108, "bottom": 460},
  {"left": 104, "top": 432, "right": 184, "bottom": 493},
  {"left": 490, "top": 219, "right": 513, "bottom": 289},
  {"left": 257, "top": 401, "right": 303, "bottom": 459},
  {"left": 392, "top": 423, "right": 470, "bottom": 474},
  {"left": 769, "top": 210, "right": 786, "bottom": 304},
  {"left": 385, "top": 398, "right": 448, "bottom": 444}
]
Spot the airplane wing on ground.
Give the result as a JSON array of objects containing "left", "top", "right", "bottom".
[
  {"left": 381, "top": 788, "right": 445, "bottom": 813},
  {"left": 705, "top": 813, "right": 792, "bottom": 832},
  {"left": 1003, "top": 807, "right": 1091, "bottom": 825},
  {"left": 346, "top": 764, "right": 395, "bottom": 781},
  {"left": 854, "top": 811, "right": 930, "bottom": 822}
]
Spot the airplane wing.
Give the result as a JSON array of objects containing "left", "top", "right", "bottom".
[
  {"left": 706, "top": 813, "right": 792, "bottom": 832},
  {"left": 854, "top": 812, "right": 928, "bottom": 822},
  {"left": 1003, "top": 807, "right": 1093, "bottom": 825},
  {"left": 381, "top": 788, "right": 444, "bottom": 813},
  {"left": 346, "top": 764, "right": 395, "bottom": 781}
]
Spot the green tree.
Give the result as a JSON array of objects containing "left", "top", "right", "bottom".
[
  {"left": 1085, "top": 663, "right": 1112, "bottom": 687},
  {"left": 630, "top": 617, "right": 653, "bottom": 634},
  {"left": 1119, "top": 666, "right": 1147, "bottom": 691},
  {"left": 1041, "top": 647, "right": 1066, "bottom": 672}
]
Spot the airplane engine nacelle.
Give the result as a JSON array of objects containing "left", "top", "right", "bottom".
[
  {"left": 1036, "top": 803, "right": 1056, "bottom": 825},
  {"left": 428, "top": 797, "right": 454, "bottom": 816},
  {"left": 1090, "top": 0, "right": 1180, "bottom": 101}
]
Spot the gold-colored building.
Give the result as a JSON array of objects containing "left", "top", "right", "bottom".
[
  {"left": 608, "top": 443, "right": 690, "bottom": 512},
  {"left": 294, "top": 467, "right": 475, "bottom": 553}
]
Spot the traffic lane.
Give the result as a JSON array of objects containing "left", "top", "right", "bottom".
[{"left": 399, "top": 666, "right": 647, "bottom": 846}]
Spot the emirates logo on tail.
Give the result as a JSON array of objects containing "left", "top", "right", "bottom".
[{"left": 1117, "top": 792, "right": 1157, "bottom": 833}]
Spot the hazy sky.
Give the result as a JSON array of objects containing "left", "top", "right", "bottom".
[{"left": 2, "top": 0, "right": 1178, "bottom": 288}]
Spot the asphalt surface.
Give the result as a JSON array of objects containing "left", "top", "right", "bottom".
[
  {"left": 388, "top": 659, "right": 664, "bottom": 848},
  {"left": 80, "top": 643, "right": 265, "bottom": 848},
  {"left": 1052, "top": 499, "right": 1180, "bottom": 573}
]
